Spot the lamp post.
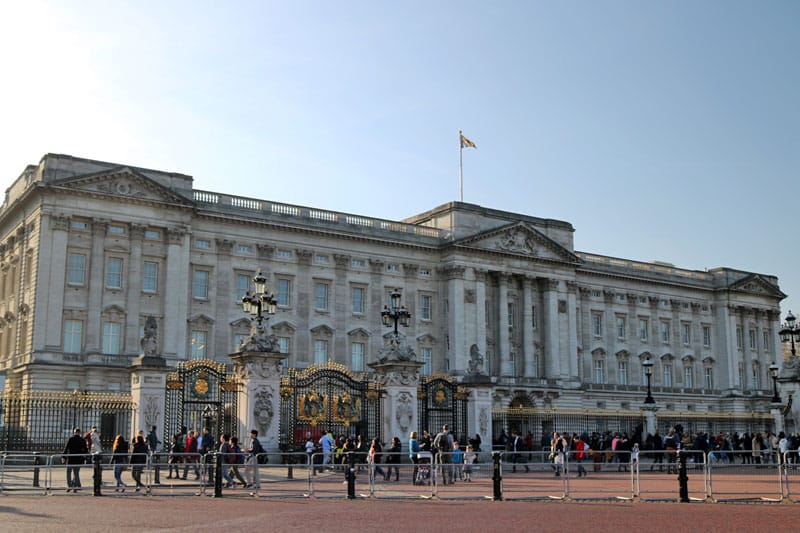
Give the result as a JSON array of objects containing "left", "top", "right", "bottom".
[
  {"left": 780, "top": 310, "right": 799, "bottom": 357},
  {"left": 770, "top": 362, "right": 781, "bottom": 403},
  {"left": 642, "top": 357, "right": 655, "bottom": 404},
  {"left": 381, "top": 289, "right": 410, "bottom": 335},
  {"left": 242, "top": 270, "right": 277, "bottom": 325}
]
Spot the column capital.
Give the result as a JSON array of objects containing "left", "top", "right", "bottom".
[
  {"left": 130, "top": 223, "right": 147, "bottom": 240},
  {"left": 474, "top": 268, "right": 488, "bottom": 282},
  {"left": 402, "top": 263, "right": 419, "bottom": 276},
  {"left": 91, "top": 219, "right": 109, "bottom": 236},
  {"left": 49, "top": 214, "right": 70, "bottom": 231},
  {"left": 334, "top": 254, "right": 351, "bottom": 270},
  {"left": 167, "top": 226, "right": 186, "bottom": 244},
  {"left": 369, "top": 259, "right": 385, "bottom": 273},
  {"left": 215, "top": 238, "right": 235, "bottom": 253},
  {"left": 538, "top": 277, "right": 559, "bottom": 291},
  {"left": 296, "top": 249, "right": 313, "bottom": 265},
  {"left": 256, "top": 243, "right": 275, "bottom": 261}
]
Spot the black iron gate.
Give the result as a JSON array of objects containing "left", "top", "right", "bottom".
[
  {"left": 279, "top": 362, "right": 381, "bottom": 451},
  {"left": 417, "top": 374, "right": 469, "bottom": 443},
  {"left": 165, "top": 359, "right": 238, "bottom": 443}
]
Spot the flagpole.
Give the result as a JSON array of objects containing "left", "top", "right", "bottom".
[{"left": 458, "top": 130, "right": 463, "bottom": 202}]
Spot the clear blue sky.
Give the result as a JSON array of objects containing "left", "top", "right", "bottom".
[{"left": 1, "top": 1, "right": 798, "bottom": 325}]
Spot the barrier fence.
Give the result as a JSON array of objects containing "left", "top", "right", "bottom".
[{"left": 1, "top": 450, "right": 798, "bottom": 503}]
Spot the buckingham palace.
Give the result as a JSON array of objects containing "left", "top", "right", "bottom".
[{"left": 0, "top": 153, "right": 790, "bottom": 447}]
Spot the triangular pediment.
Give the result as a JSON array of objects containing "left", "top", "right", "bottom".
[
  {"left": 50, "top": 167, "right": 193, "bottom": 206},
  {"left": 452, "top": 222, "right": 579, "bottom": 263},
  {"left": 727, "top": 274, "right": 786, "bottom": 299}
]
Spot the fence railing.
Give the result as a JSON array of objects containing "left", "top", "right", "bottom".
[{"left": 2, "top": 449, "right": 799, "bottom": 502}]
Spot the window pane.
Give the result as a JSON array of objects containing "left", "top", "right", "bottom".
[
  {"left": 191, "top": 331, "right": 207, "bottom": 359},
  {"left": 421, "top": 348, "right": 432, "bottom": 375},
  {"left": 277, "top": 279, "right": 291, "bottom": 306},
  {"left": 351, "top": 342, "right": 364, "bottom": 371},
  {"left": 237, "top": 273, "right": 250, "bottom": 298},
  {"left": 102, "top": 322, "right": 121, "bottom": 354},
  {"left": 64, "top": 320, "right": 82, "bottom": 353},
  {"left": 68, "top": 254, "right": 86, "bottom": 285},
  {"left": 106, "top": 258, "right": 123, "bottom": 289},
  {"left": 314, "top": 340, "right": 328, "bottom": 364},
  {"left": 142, "top": 262, "right": 158, "bottom": 292},
  {"left": 193, "top": 270, "right": 209, "bottom": 299},
  {"left": 352, "top": 287, "right": 364, "bottom": 314},
  {"left": 421, "top": 295, "right": 431, "bottom": 320},
  {"left": 315, "top": 283, "right": 329, "bottom": 310}
]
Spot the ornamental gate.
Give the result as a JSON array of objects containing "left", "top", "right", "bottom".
[
  {"left": 279, "top": 362, "right": 382, "bottom": 451},
  {"left": 417, "top": 374, "right": 469, "bottom": 443},
  {"left": 164, "top": 359, "right": 239, "bottom": 442}
]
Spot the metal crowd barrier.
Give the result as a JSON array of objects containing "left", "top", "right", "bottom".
[{"left": 1, "top": 449, "right": 796, "bottom": 502}]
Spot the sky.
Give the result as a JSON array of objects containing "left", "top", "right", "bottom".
[{"left": 1, "top": 1, "right": 798, "bottom": 324}]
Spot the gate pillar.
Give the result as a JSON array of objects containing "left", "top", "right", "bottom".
[
  {"left": 229, "top": 350, "right": 284, "bottom": 452},
  {"left": 129, "top": 317, "right": 167, "bottom": 438},
  {"left": 462, "top": 376, "right": 493, "bottom": 447},
  {"left": 371, "top": 360, "right": 423, "bottom": 442}
]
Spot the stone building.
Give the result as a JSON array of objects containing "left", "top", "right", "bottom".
[{"left": 0, "top": 154, "right": 788, "bottom": 439}]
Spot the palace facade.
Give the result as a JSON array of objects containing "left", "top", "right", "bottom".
[{"left": 0, "top": 154, "right": 787, "bottom": 435}]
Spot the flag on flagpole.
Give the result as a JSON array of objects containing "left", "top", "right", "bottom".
[{"left": 460, "top": 132, "right": 476, "bottom": 149}]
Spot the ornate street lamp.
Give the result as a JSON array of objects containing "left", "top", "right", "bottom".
[
  {"left": 381, "top": 289, "right": 410, "bottom": 335},
  {"left": 770, "top": 362, "right": 781, "bottom": 403},
  {"left": 780, "top": 311, "right": 799, "bottom": 357},
  {"left": 238, "top": 269, "right": 279, "bottom": 352},
  {"left": 242, "top": 269, "right": 277, "bottom": 325},
  {"left": 642, "top": 357, "right": 655, "bottom": 404}
]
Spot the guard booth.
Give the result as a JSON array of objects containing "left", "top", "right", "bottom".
[
  {"left": 417, "top": 374, "right": 469, "bottom": 442},
  {"left": 278, "top": 362, "right": 382, "bottom": 451},
  {"left": 164, "top": 359, "right": 239, "bottom": 441}
]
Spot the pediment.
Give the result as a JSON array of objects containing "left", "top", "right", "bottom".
[
  {"left": 50, "top": 167, "right": 193, "bottom": 206},
  {"left": 187, "top": 313, "right": 215, "bottom": 326},
  {"left": 453, "top": 222, "right": 579, "bottom": 263},
  {"left": 229, "top": 318, "right": 251, "bottom": 328},
  {"left": 727, "top": 274, "right": 786, "bottom": 299}
]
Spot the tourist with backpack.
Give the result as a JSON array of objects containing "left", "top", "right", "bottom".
[{"left": 433, "top": 424, "right": 454, "bottom": 485}]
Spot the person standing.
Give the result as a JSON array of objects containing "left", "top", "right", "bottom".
[
  {"left": 385, "top": 436, "right": 401, "bottom": 482},
  {"left": 227, "top": 436, "right": 248, "bottom": 487},
  {"left": 146, "top": 425, "right": 162, "bottom": 484},
  {"left": 130, "top": 434, "right": 148, "bottom": 491},
  {"left": 112, "top": 434, "right": 129, "bottom": 492},
  {"left": 572, "top": 433, "right": 587, "bottom": 477},
  {"left": 246, "top": 429, "right": 265, "bottom": 489},
  {"left": 367, "top": 437, "right": 386, "bottom": 481},
  {"left": 319, "top": 430, "right": 334, "bottom": 471},
  {"left": 183, "top": 430, "right": 200, "bottom": 480},
  {"left": 409, "top": 431, "right": 420, "bottom": 484},
  {"left": 89, "top": 426, "right": 102, "bottom": 455},
  {"left": 63, "top": 428, "right": 88, "bottom": 492},
  {"left": 433, "top": 424, "right": 454, "bottom": 485},
  {"left": 511, "top": 431, "right": 529, "bottom": 473}
]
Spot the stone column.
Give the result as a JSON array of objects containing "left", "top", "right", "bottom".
[
  {"left": 124, "top": 224, "right": 145, "bottom": 354},
  {"left": 86, "top": 219, "right": 108, "bottom": 354},
  {"left": 541, "top": 278, "right": 561, "bottom": 379},
  {"left": 566, "top": 281, "right": 579, "bottom": 382},
  {"left": 474, "top": 269, "right": 488, "bottom": 358},
  {"left": 498, "top": 273, "right": 512, "bottom": 376},
  {"left": 129, "top": 320, "right": 168, "bottom": 437},
  {"left": 371, "top": 360, "right": 423, "bottom": 441},
  {"left": 39, "top": 215, "right": 69, "bottom": 349},
  {"left": 333, "top": 254, "right": 350, "bottom": 364},
  {"left": 521, "top": 276, "right": 535, "bottom": 377},
  {"left": 445, "top": 266, "right": 466, "bottom": 374},
  {"left": 229, "top": 350, "right": 285, "bottom": 452},
  {"left": 462, "top": 379, "right": 494, "bottom": 448},
  {"left": 164, "top": 227, "right": 188, "bottom": 359}
]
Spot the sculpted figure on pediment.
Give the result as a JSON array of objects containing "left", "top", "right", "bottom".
[{"left": 496, "top": 227, "right": 536, "bottom": 255}]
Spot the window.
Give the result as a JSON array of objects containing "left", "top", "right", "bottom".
[
  {"left": 102, "top": 322, "right": 121, "bottom": 355},
  {"left": 193, "top": 270, "right": 209, "bottom": 299},
  {"left": 421, "top": 347, "right": 432, "bottom": 375},
  {"left": 277, "top": 278, "right": 291, "bottom": 306},
  {"left": 314, "top": 254, "right": 329, "bottom": 264},
  {"left": 749, "top": 329, "right": 756, "bottom": 350},
  {"left": 736, "top": 327, "right": 743, "bottom": 349},
  {"left": 351, "top": 259, "right": 365, "bottom": 268},
  {"left": 704, "top": 367, "right": 713, "bottom": 389},
  {"left": 314, "top": 282, "right": 329, "bottom": 310},
  {"left": 618, "top": 361, "right": 628, "bottom": 385},
  {"left": 616, "top": 316, "right": 626, "bottom": 339},
  {"left": 420, "top": 294, "right": 432, "bottom": 320},
  {"left": 680, "top": 323, "right": 690, "bottom": 345},
  {"left": 684, "top": 366, "right": 693, "bottom": 388},
  {"left": 639, "top": 318, "right": 649, "bottom": 342},
  {"left": 594, "top": 359, "right": 605, "bottom": 384},
  {"left": 144, "top": 229, "right": 160, "bottom": 240},
  {"left": 238, "top": 245, "right": 253, "bottom": 254},
  {"left": 314, "top": 340, "right": 328, "bottom": 364},
  {"left": 108, "top": 225, "right": 126, "bottom": 235},
  {"left": 763, "top": 331, "right": 770, "bottom": 352},
  {"left": 592, "top": 313, "right": 602, "bottom": 337},
  {"left": 67, "top": 254, "right": 86, "bottom": 285},
  {"left": 142, "top": 262, "right": 158, "bottom": 293},
  {"left": 106, "top": 258, "right": 123, "bottom": 289},
  {"left": 387, "top": 264, "right": 399, "bottom": 272},
  {"left": 276, "top": 249, "right": 292, "bottom": 258},
  {"left": 663, "top": 364, "right": 672, "bottom": 387},
  {"left": 277, "top": 337, "right": 290, "bottom": 354},
  {"left": 531, "top": 305, "right": 537, "bottom": 330},
  {"left": 419, "top": 268, "right": 431, "bottom": 276},
  {"left": 738, "top": 362, "right": 745, "bottom": 387},
  {"left": 660, "top": 321, "right": 670, "bottom": 343},
  {"left": 190, "top": 331, "right": 207, "bottom": 359},
  {"left": 703, "top": 326, "right": 712, "bottom": 348},
  {"left": 237, "top": 273, "right": 251, "bottom": 298},
  {"left": 233, "top": 334, "right": 246, "bottom": 351},
  {"left": 195, "top": 239, "right": 210, "bottom": 249},
  {"left": 351, "top": 286, "right": 365, "bottom": 314},
  {"left": 351, "top": 342, "right": 365, "bottom": 371},
  {"left": 70, "top": 220, "right": 89, "bottom": 230},
  {"left": 752, "top": 363, "right": 760, "bottom": 389},
  {"left": 64, "top": 320, "right": 82, "bottom": 353}
]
